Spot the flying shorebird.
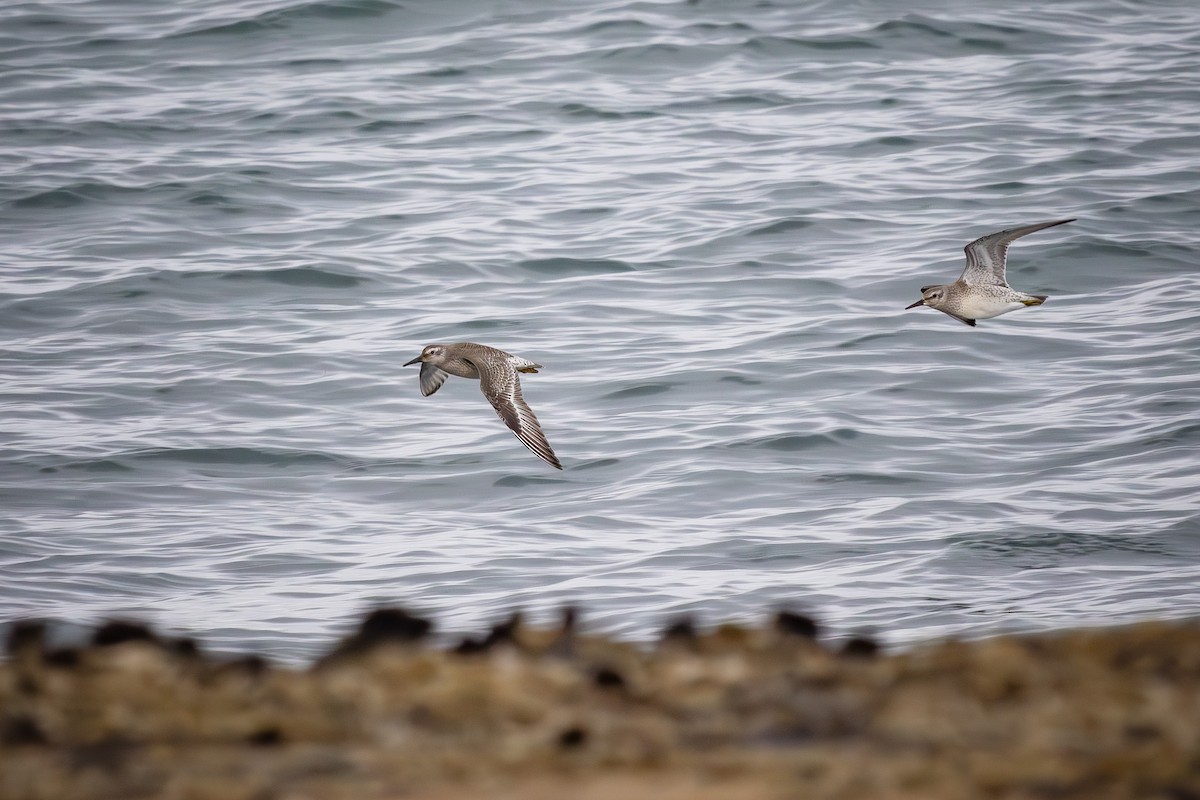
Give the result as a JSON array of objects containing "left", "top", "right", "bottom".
[
  {"left": 403, "top": 342, "right": 563, "bottom": 469},
  {"left": 905, "top": 218, "right": 1075, "bottom": 327}
]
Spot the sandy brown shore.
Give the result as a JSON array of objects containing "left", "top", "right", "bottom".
[{"left": 2, "top": 610, "right": 1198, "bottom": 799}]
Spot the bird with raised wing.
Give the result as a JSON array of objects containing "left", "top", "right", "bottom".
[
  {"left": 906, "top": 218, "right": 1075, "bottom": 327},
  {"left": 403, "top": 342, "right": 563, "bottom": 469}
]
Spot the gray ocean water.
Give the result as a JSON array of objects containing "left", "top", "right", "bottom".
[{"left": 3, "top": 0, "right": 1199, "bottom": 662}]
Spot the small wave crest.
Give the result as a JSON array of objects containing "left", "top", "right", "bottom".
[
  {"left": 516, "top": 258, "right": 635, "bottom": 277},
  {"left": 172, "top": 0, "right": 398, "bottom": 38}
]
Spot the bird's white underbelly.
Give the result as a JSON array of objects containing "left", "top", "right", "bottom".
[{"left": 959, "top": 296, "right": 1027, "bottom": 319}]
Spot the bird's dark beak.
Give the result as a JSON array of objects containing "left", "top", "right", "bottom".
[
  {"left": 905, "top": 299, "right": 925, "bottom": 309},
  {"left": 403, "top": 356, "right": 422, "bottom": 367}
]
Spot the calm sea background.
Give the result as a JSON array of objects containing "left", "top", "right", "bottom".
[{"left": 2, "top": 0, "right": 1199, "bottom": 662}]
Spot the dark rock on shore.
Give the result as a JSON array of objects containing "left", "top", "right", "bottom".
[{"left": 1, "top": 609, "right": 1197, "bottom": 799}]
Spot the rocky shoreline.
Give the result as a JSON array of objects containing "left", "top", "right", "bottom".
[{"left": 2, "top": 609, "right": 1198, "bottom": 799}]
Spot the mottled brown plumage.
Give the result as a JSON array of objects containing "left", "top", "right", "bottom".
[
  {"left": 404, "top": 342, "right": 562, "bottom": 469},
  {"left": 906, "top": 218, "right": 1074, "bottom": 326}
]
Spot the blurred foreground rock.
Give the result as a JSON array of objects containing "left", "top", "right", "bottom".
[{"left": 1, "top": 610, "right": 1197, "bottom": 799}]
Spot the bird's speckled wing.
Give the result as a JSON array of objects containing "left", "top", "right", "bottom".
[
  {"left": 477, "top": 359, "right": 562, "bottom": 469},
  {"left": 419, "top": 363, "right": 449, "bottom": 397},
  {"left": 959, "top": 218, "right": 1074, "bottom": 286}
]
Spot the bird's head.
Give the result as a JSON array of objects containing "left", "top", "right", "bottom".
[
  {"left": 906, "top": 285, "right": 947, "bottom": 310},
  {"left": 403, "top": 344, "right": 446, "bottom": 366}
]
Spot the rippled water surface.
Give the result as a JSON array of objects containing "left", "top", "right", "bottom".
[{"left": 3, "top": 0, "right": 1199, "bottom": 661}]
